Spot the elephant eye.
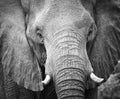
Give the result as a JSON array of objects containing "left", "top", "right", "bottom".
[
  {"left": 36, "top": 27, "right": 44, "bottom": 44},
  {"left": 88, "top": 24, "right": 93, "bottom": 37},
  {"left": 87, "top": 23, "right": 97, "bottom": 41}
]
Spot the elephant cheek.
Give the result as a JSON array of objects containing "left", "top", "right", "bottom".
[
  {"left": 85, "top": 50, "right": 93, "bottom": 75},
  {"left": 45, "top": 56, "right": 54, "bottom": 77}
]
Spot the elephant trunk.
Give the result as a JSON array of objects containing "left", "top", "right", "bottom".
[
  {"left": 55, "top": 56, "right": 86, "bottom": 99},
  {"left": 45, "top": 28, "right": 93, "bottom": 99}
]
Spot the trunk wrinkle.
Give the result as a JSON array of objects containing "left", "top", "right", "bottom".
[
  {"left": 48, "top": 28, "right": 91, "bottom": 99},
  {"left": 56, "top": 79, "right": 85, "bottom": 90},
  {"left": 55, "top": 55, "right": 85, "bottom": 67},
  {"left": 55, "top": 56, "right": 86, "bottom": 99},
  {"left": 53, "top": 27, "right": 83, "bottom": 39},
  {"left": 56, "top": 67, "right": 85, "bottom": 77},
  {"left": 55, "top": 41, "right": 82, "bottom": 51},
  {"left": 52, "top": 27, "right": 86, "bottom": 50}
]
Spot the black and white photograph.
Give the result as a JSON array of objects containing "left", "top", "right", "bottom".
[{"left": 0, "top": 0, "right": 120, "bottom": 99}]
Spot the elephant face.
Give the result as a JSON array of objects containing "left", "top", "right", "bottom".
[
  {"left": 0, "top": 0, "right": 105, "bottom": 99},
  {"left": 23, "top": 0, "right": 104, "bottom": 98}
]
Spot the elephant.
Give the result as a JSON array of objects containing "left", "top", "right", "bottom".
[
  {"left": 20, "top": 0, "right": 104, "bottom": 99},
  {"left": 98, "top": 61, "right": 120, "bottom": 99},
  {"left": 3, "top": 0, "right": 120, "bottom": 99},
  {"left": 87, "top": 0, "right": 120, "bottom": 98},
  {"left": 0, "top": 0, "right": 47, "bottom": 99}
]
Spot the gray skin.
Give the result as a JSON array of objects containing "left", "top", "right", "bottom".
[
  {"left": 98, "top": 61, "right": 120, "bottom": 99},
  {"left": 22, "top": 0, "right": 98, "bottom": 99},
  {"left": 88, "top": 0, "right": 120, "bottom": 87},
  {"left": 0, "top": 0, "right": 42, "bottom": 99},
  {"left": 87, "top": 1, "right": 120, "bottom": 98}
]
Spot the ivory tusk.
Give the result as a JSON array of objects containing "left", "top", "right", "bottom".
[
  {"left": 42, "top": 75, "right": 51, "bottom": 85},
  {"left": 90, "top": 73, "right": 104, "bottom": 83},
  {"left": 118, "top": 60, "right": 120, "bottom": 63}
]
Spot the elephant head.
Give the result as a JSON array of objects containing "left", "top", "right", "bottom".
[{"left": 21, "top": 0, "right": 104, "bottom": 98}]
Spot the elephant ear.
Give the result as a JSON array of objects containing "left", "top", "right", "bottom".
[
  {"left": 87, "top": 3, "right": 120, "bottom": 89},
  {"left": 98, "top": 73, "right": 120, "bottom": 99},
  {"left": 98, "top": 61, "right": 120, "bottom": 98},
  {"left": 111, "top": 0, "right": 120, "bottom": 8},
  {"left": 0, "top": 18, "right": 45, "bottom": 91}
]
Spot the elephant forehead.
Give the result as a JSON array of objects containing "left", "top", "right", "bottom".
[
  {"left": 33, "top": 0, "right": 93, "bottom": 27},
  {"left": 44, "top": 1, "right": 93, "bottom": 28},
  {"left": 44, "top": 12, "right": 93, "bottom": 35},
  {"left": 46, "top": 1, "right": 92, "bottom": 20}
]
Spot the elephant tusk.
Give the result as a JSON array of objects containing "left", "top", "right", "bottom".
[
  {"left": 90, "top": 73, "right": 104, "bottom": 83},
  {"left": 42, "top": 75, "right": 51, "bottom": 85},
  {"left": 118, "top": 60, "right": 120, "bottom": 63}
]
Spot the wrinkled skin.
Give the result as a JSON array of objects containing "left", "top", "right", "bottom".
[
  {"left": 87, "top": 0, "right": 120, "bottom": 98},
  {"left": 23, "top": 0, "right": 98, "bottom": 99},
  {"left": 0, "top": 0, "right": 44, "bottom": 98},
  {"left": 2, "top": 0, "right": 120, "bottom": 99},
  {"left": 98, "top": 62, "right": 120, "bottom": 99},
  {"left": 87, "top": 0, "right": 120, "bottom": 88}
]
